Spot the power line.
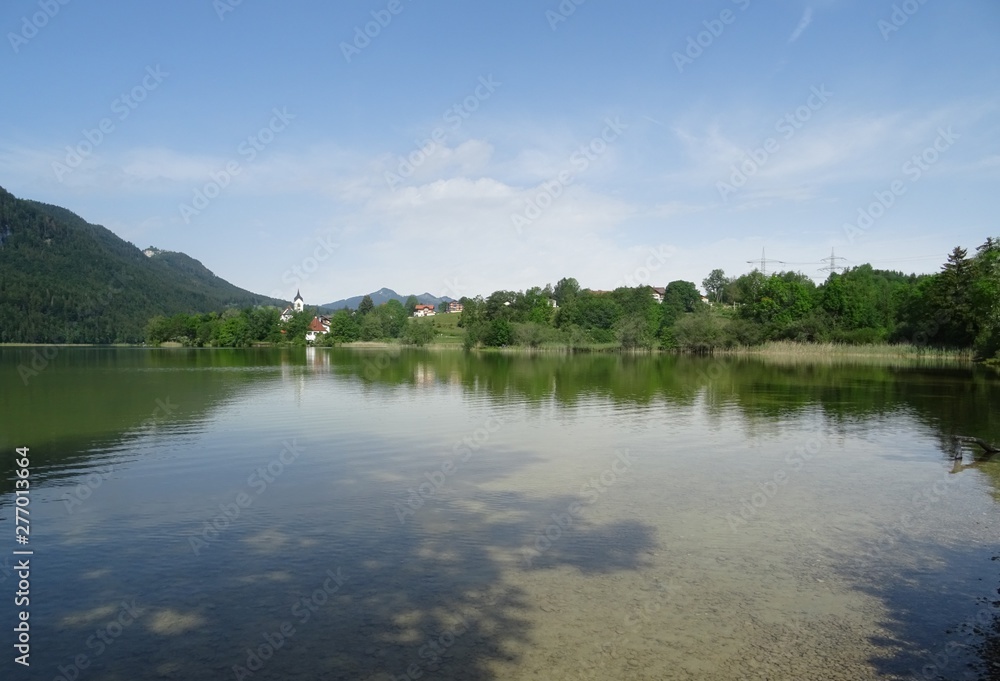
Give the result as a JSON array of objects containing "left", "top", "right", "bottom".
[
  {"left": 745, "top": 248, "right": 785, "bottom": 276},
  {"left": 818, "top": 248, "right": 849, "bottom": 274},
  {"left": 863, "top": 255, "right": 943, "bottom": 264}
]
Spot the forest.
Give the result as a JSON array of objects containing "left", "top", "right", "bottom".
[
  {"left": 144, "top": 239, "right": 1000, "bottom": 360},
  {"left": 0, "top": 186, "right": 282, "bottom": 343},
  {"left": 455, "top": 239, "right": 999, "bottom": 357}
]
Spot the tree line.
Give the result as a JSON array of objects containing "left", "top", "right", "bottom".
[
  {"left": 143, "top": 238, "right": 999, "bottom": 359},
  {"left": 455, "top": 239, "right": 1000, "bottom": 357},
  {"left": 144, "top": 295, "right": 437, "bottom": 347}
]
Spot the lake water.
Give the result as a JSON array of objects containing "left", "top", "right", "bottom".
[{"left": 1, "top": 347, "right": 998, "bottom": 680}]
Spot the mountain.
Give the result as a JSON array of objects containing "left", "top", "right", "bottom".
[
  {"left": 0, "top": 186, "right": 286, "bottom": 343},
  {"left": 322, "top": 288, "right": 454, "bottom": 311}
]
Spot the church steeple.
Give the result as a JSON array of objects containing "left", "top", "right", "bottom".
[{"left": 293, "top": 290, "right": 304, "bottom": 312}]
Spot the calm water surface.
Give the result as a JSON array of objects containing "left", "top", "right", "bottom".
[{"left": 1, "top": 347, "right": 998, "bottom": 680}]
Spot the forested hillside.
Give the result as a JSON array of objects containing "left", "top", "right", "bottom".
[{"left": 0, "top": 187, "right": 283, "bottom": 343}]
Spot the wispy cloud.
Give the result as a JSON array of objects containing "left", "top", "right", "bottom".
[{"left": 788, "top": 8, "right": 813, "bottom": 43}]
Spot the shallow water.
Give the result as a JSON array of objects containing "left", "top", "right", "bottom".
[{"left": 1, "top": 347, "right": 998, "bottom": 680}]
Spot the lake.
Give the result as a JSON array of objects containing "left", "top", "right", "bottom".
[{"left": 1, "top": 347, "right": 998, "bottom": 680}]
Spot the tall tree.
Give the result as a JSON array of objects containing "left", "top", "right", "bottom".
[
  {"left": 358, "top": 295, "right": 374, "bottom": 316},
  {"left": 404, "top": 295, "right": 419, "bottom": 314},
  {"left": 702, "top": 269, "right": 728, "bottom": 303},
  {"left": 931, "top": 246, "right": 976, "bottom": 346},
  {"left": 553, "top": 277, "right": 580, "bottom": 306},
  {"left": 661, "top": 280, "right": 702, "bottom": 326}
]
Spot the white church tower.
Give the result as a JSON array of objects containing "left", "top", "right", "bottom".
[{"left": 293, "top": 290, "right": 304, "bottom": 313}]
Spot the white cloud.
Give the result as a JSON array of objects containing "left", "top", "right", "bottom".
[{"left": 3, "top": 96, "right": 997, "bottom": 302}]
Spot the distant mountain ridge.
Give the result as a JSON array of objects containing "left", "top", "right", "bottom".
[
  {"left": 0, "top": 186, "right": 285, "bottom": 343},
  {"left": 322, "top": 288, "right": 454, "bottom": 311}
]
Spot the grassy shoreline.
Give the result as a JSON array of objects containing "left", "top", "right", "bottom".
[
  {"left": 715, "top": 340, "right": 975, "bottom": 361},
  {"left": 1, "top": 339, "right": 980, "bottom": 362}
]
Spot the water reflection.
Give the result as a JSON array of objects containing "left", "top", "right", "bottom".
[{"left": 0, "top": 347, "right": 997, "bottom": 679}]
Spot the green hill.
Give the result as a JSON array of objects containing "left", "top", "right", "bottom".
[{"left": 0, "top": 186, "right": 285, "bottom": 343}]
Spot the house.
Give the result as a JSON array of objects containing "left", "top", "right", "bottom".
[
  {"left": 447, "top": 301, "right": 464, "bottom": 314},
  {"left": 650, "top": 287, "right": 666, "bottom": 304},
  {"left": 413, "top": 304, "right": 436, "bottom": 317},
  {"left": 305, "top": 315, "right": 331, "bottom": 343},
  {"left": 280, "top": 290, "right": 306, "bottom": 323}
]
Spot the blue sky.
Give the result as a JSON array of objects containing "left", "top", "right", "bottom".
[{"left": 2, "top": 0, "right": 998, "bottom": 303}]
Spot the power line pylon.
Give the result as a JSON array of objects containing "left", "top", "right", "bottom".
[
  {"left": 818, "top": 248, "right": 849, "bottom": 275},
  {"left": 746, "top": 248, "right": 783, "bottom": 276}
]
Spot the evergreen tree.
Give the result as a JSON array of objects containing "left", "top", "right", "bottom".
[{"left": 358, "top": 295, "right": 374, "bottom": 316}]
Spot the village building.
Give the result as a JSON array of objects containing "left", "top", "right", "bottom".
[
  {"left": 280, "top": 290, "right": 305, "bottom": 323},
  {"left": 305, "top": 315, "right": 331, "bottom": 343}
]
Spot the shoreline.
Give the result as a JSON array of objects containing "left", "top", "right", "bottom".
[{"left": 0, "top": 340, "right": 980, "bottom": 362}]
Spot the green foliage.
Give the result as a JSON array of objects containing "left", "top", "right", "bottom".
[
  {"left": 357, "top": 295, "right": 374, "bottom": 316},
  {"left": 616, "top": 314, "right": 655, "bottom": 349},
  {"left": 216, "top": 313, "right": 251, "bottom": 347},
  {"left": 661, "top": 280, "right": 703, "bottom": 327},
  {"left": 358, "top": 300, "right": 407, "bottom": 341},
  {"left": 326, "top": 310, "right": 361, "bottom": 343},
  {"left": 484, "top": 318, "right": 514, "bottom": 347},
  {"left": 458, "top": 296, "right": 485, "bottom": 329},
  {"left": 403, "top": 319, "right": 437, "bottom": 346},
  {"left": 553, "top": 277, "right": 580, "bottom": 306},
  {"left": 738, "top": 273, "right": 814, "bottom": 330},
  {"left": 514, "top": 322, "right": 550, "bottom": 348},
  {"left": 673, "top": 309, "right": 730, "bottom": 353},
  {"left": 702, "top": 269, "right": 728, "bottom": 304}
]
